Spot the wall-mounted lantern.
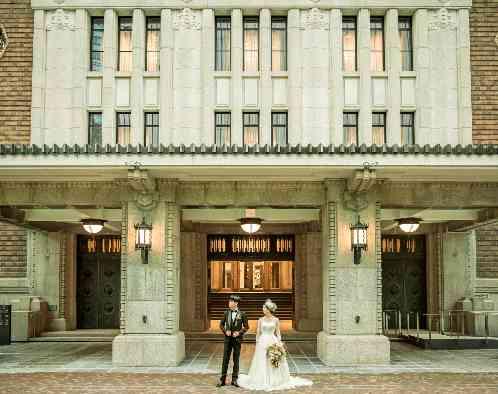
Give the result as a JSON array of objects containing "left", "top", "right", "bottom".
[
  {"left": 396, "top": 217, "right": 421, "bottom": 233},
  {"left": 81, "top": 218, "right": 106, "bottom": 234},
  {"left": 135, "top": 217, "right": 152, "bottom": 264},
  {"left": 350, "top": 216, "right": 368, "bottom": 265}
]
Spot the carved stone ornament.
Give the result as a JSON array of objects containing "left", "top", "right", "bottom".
[
  {"left": 301, "top": 8, "right": 329, "bottom": 30},
  {"left": 46, "top": 9, "right": 76, "bottom": 31},
  {"left": 428, "top": 8, "right": 456, "bottom": 31},
  {"left": 343, "top": 168, "right": 376, "bottom": 212},
  {"left": 343, "top": 190, "right": 369, "bottom": 212},
  {"left": 0, "top": 24, "right": 8, "bottom": 59},
  {"left": 128, "top": 168, "right": 158, "bottom": 211},
  {"left": 173, "top": 8, "right": 201, "bottom": 31}
]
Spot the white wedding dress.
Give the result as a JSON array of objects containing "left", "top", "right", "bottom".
[{"left": 238, "top": 317, "right": 313, "bottom": 391}]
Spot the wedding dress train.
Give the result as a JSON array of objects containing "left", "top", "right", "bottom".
[{"left": 238, "top": 317, "right": 313, "bottom": 391}]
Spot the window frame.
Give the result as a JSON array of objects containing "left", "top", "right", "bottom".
[
  {"left": 116, "top": 111, "right": 131, "bottom": 145},
  {"left": 372, "top": 112, "right": 387, "bottom": 145},
  {"left": 88, "top": 112, "right": 103, "bottom": 145},
  {"left": 342, "top": 16, "right": 357, "bottom": 72},
  {"left": 214, "top": 112, "right": 231, "bottom": 146},
  {"left": 370, "top": 16, "right": 385, "bottom": 72},
  {"left": 401, "top": 112, "right": 415, "bottom": 145},
  {"left": 343, "top": 112, "right": 359, "bottom": 145},
  {"left": 145, "top": 16, "right": 161, "bottom": 72},
  {"left": 215, "top": 16, "right": 231, "bottom": 72},
  {"left": 118, "top": 16, "right": 133, "bottom": 72},
  {"left": 90, "top": 16, "right": 104, "bottom": 72},
  {"left": 144, "top": 111, "right": 160, "bottom": 146},
  {"left": 243, "top": 16, "right": 260, "bottom": 72},
  {"left": 399, "top": 16, "right": 413, "bottom": 72},
  {"left": 271, "top": 112, "right": 288, "bottom": 146},
  {"left": 271, "top": 16, "right": 287, "bottom": 72},
  {"left": 243, "top": 112, "right": 260, "bottom": 145}
]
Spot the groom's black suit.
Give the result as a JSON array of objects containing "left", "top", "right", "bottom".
[{"left": 219, "top": 308, "right": 249, "bottom": 383}]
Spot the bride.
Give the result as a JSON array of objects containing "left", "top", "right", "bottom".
[{"left": 238, "top": 299, "right": 313, "bottom": 391}]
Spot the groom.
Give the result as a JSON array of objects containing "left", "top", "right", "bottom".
[{"left": 217, "top": 294, "right": 249, "bottom": 388}]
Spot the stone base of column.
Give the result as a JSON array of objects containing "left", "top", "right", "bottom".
[
  {"left": 47, "top": 318, "right": 68, "bottom": 331},
  {"left": 317, "top": 332, "right": 390, "bottom": 365},
  {"left": 112, "top": 332, "right": 185, "bottom": 367}
]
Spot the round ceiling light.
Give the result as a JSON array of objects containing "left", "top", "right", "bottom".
[
  {"left": 81, "top": 218, "right": 106, "bottom": 234},
  {"left": 239, "top": 217, "right": 262, "bottom": 234},
  {"left": 396, "top": 218, "right": 421, "bottom": 233}
]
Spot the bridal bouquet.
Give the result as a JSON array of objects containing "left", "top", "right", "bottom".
[{"left": 267, "top": 342, "right": 287, "bottom": 368}]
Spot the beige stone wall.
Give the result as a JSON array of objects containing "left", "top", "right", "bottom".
[
  {"left": 0, "top": 0, "right": 33, "bottom": 144},
  {"left": 0, "top": 221, "right": 27, "bottom": 278}
]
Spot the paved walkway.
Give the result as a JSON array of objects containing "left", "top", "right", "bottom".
[{"left": 1, "top": 341, "right": 498, "bottom": 374}]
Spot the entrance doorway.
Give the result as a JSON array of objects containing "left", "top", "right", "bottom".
[
  {"left": 207, "top": 234, "right": 295, "bottom": 323},
  {"left": 77, "top": 236, "right": 121, "bottom": 329},
  {"left": 382, "top": 235, "right": 427, "bottom": 328}
]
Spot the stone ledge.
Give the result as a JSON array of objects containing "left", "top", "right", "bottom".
[
  {"left": 112, "top": 332, "right": 185, "bottom": 367},
  {"left": 317, "top": 332, "right": 390, "bottom": 365}
]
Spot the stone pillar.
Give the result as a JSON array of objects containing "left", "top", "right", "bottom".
[
  {"left": 413, "top": 9, "right": 430, "bottom": 145},
  {"left": 260, "top": 9, "right": 272, "bottom": 146},
  {"left": 358, "top": 9, "right": 372, "bottom": 144},
  {"left": 317, "top": 181, "right": 389, "bottom": 365},
  {"left": 287, "top": 9, "right": 302, "bottom": 144},
  {"left": 131, "top": 9, "right": 145, "bottom": 145},
  {"left": 31, "top": 9, "right": 46, "bottom": 145},
  {"left": 201, "top": 9, "right": 215, "bottom": 145},
  {"left": 456, "top": 9, "right": 472, "bottom": 145},
  {"left": 159, "top": 9, "right": 173, "bottom": 145},
  {"left": 113, "top": 198, "right": 185, "bottom": 366},
  {"left": 329, "top": 9, "right": 343, "bottom": 145},
  {"left": 102, "top": 9, "right": 118, "bottom": 145},
  {"left": 231, "top": 9, "right": 243, "bottom": 146},
  {"left": 385, "top": 9, "right": 401, "bottom": 145}
]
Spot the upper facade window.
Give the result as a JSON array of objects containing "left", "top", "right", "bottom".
[
  {"left": 243, "top": 17, "right": 259, "bottom": 72},
  {"left": 215, "top": 112, "right": 231, "bottom": 145},
  {"left": 243, "top": 112, "right": 260, "bottom": 145},
  {"left": 90, "top": 17, "right": 104, "bottom": 72},
  {"left": 342, "top": 16, "right": 357, "bottom": 72},
  {"left": 372, "top": 112, "right": 386, "bottom": 145},
  {"left": 370, "top": 17, "right": 384, "bottom": 72},
  {"left": 88, "top": 112, "right": 102, "bottom": 145},
  {"left": 271, "top": 17, "right": 287, "bottom": 72},
  {"left": 401, "top": 112, "right": 415, "bottom": 145},
  {"left": 145, "top": 112, "right": 159, "bottom": 146},
  {"left": 146, "top": 16, "right": 160, "bottom": 72},
  {"left": 272, "top": 112, "right": 288, "bottom": 146},
  {"left": 399, "top": 17, "right": 413, "bottom": 72},
  {"left": 118, "top": 16, "right": 132, "bottom": 72},
  {"left": 116, "top": 112, "right": 131, "bottom": 145},
  {"left": 215, "top": 16, "right": 231, "bottom": 71},
  {"left": 343, "top": 112, "right": 358, "bottom": 145}
]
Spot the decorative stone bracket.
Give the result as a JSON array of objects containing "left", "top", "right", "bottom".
[
  {"left": 343, "top": 167, "right": 377, "bottom": 212},
  {"left": 128, "top": 168, "right": 158, "bottom": 211}
]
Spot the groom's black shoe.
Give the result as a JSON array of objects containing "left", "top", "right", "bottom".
[
  {"left": 231, "top": 379, "right": 240, "bottom": 388},
  {"left": 216, "top": 380, "right": 226, "bottom": 387}
]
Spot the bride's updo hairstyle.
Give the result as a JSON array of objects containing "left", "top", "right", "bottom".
[{"left": 264, "top": 299, "right": 277, "bottom": 314}]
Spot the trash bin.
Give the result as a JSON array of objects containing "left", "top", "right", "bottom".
[{"left": 0, "top": 305, "right": 11, "bottom": 345}]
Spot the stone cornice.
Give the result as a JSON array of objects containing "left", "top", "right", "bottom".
[{"left": 30, "top": 0, "right": 473, "bottom": 10}]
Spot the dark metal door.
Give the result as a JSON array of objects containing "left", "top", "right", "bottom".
[
  {"left": 77, "top": 237, "right": 121, "bottom": 329},
  {"left": 382, "top": 235, "right": 426, "bottom": 328}
]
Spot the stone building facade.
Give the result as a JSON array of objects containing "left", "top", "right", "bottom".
[{"left": 0, "top": 0, "right": 497, "bottom": 367}]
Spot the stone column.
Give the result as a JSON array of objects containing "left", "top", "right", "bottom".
[
  {"left": 413, "top": 10, "right": 430, "bottom": 145},
  {"left": 102, "top": 9, "right": 118, "bottom": 145},
  {"left": 113, "top": 196, "right": 185, "bottom": 366},
  {"left": 231, "top": 9, "right": 243, "bottom": 146},
  {"left": 131, "top": 9, "right": 145, "bottom": 145},
  {"left": 260, "top": 9, "right": 272, "bottom": 146},
  {"left": 317, "top": 181, "right": 390, "bottom": 365},
  {"left": 31, "top": 10, "right": 46, "bottom": 145},
  {"left": 329, "top": 9, "right": 343, "bottom": 145},
  {"left": 287, "top": 9, "right": 302, "bottom": 144},
  {"left": 385, "top": 9, "right": 401, "bottom": 145},
  {"left": 159, "top": 9, "right": 173, "bottom": 145},
  {"left": 456, "top": 9, "right": 472, "bottom": 145},
  {"left": 201, "top": 9, "right": 215, "bottom": 145},
  {"left": 358, "top": 9, "right": 372, "bottom": 144}
]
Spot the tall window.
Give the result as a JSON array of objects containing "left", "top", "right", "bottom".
[
  {"left": 271, "top": 112, "right": 288, "bottom": 146},
  {"left": 243, "top": 112, "right": 259, "bottom": 145},
  {"left": 370, "top": 17, "right": 384, "bottom": 72},
  {"left": 144, "top": 112, "right": 159, "bottom": 146},
  {"left": 399, "top": 17, "right": 413, "bottom": 71},
  {"left": 88, "top": 112, "right": 102, "bottom": 145},
  {"left": 342, "top": 17, "right": 357, "bottom": 72},
  {"left": 271, "top": 17, "right": 287, "bottom": 71},
  {"left": 343, "top": 112, "right": 358, "bottom": 145},
  {"left": 146, "top": 17, "right": 160, "bottom": 72},
  {"left": 118, "top": 17, "right": 132, "bottom": 72},
  {"left": 243, "top": 17, "right": 259, "bottom": 72},
  {"left": 90, "top": 17, "right": 104, "bottom": 72},
  {"left": 372, "top": 113, "right": 386, "bottom": 145},
  {"left": 215, "top": 17, "right": 231, "bottom": 71},
  {"left": 215, "top": 112, "right": 231, "bottom": 145},
  {"left": 116, "top": 112, "right": 131, "bottom": 145},
  {"left": 401, "top": 112, "right": 415, "bottom": 145}
]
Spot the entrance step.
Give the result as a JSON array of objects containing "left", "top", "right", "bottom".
[
  {"left": 403, "top": 334, "right": 498, "bottom": 349},
  {"left": 185, "top": 330, "right": 317, "bottom": 343},
  {"left": 28, "top": 329, "right": 119, "bottom": 343}
]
